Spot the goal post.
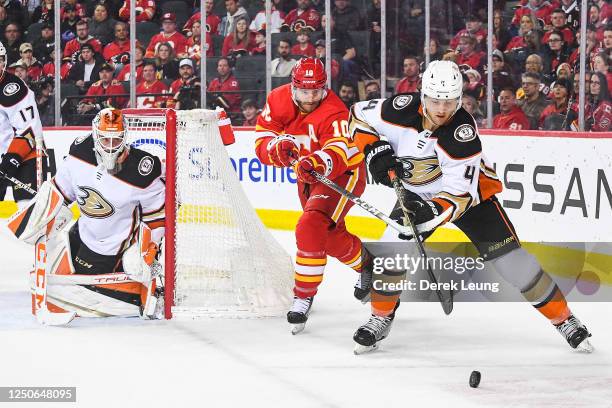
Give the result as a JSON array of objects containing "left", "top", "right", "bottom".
[{"left": 122, "top": 108, "right": 294, "bottom": 318}]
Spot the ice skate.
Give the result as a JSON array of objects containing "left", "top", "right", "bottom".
[
  {"left": 555, "top": 315, "right": 593, "bottom": 353},
  {"left": 353, "top": 303, "right": 399, "bottom": 354},
  {"left": 287, "top": 296, "right": 313, "bottom": 335}
]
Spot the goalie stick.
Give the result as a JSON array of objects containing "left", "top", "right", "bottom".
[
  {"left": 388, "top": 169, "right": 453, "bottom": 315},
  {"left": 0, "top": 170, "right": 37, "bottom": 195},
  {"left": 291, "top": 159, "right": 452, "bottom": 314}
]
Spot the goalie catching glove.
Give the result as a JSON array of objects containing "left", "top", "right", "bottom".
[
  {"left": 364, "top": 140, "right": 404, "bottom": 187},
  {"left": 267, "top": 135, "right": 299, "bottom": 167}
]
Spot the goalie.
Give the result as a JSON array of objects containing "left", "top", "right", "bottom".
[{"left": 8, "top": 108, "right": 165, "bottom": 320}]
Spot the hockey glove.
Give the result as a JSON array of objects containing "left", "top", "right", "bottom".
[
  {"left": 0, "top": 153, "right": 22, "bottom": 180},
  {"left": 392, "top": 190, "right": 445, "bottom": 241},
  {"left": 364, "top": 140, "right": 403, "bottom": 187},
  {"left": 267, "top": 135, "right": 300, "bottom": 167},
  {"left": 295, "top": 153, "right": 331, "bottom": 184}
]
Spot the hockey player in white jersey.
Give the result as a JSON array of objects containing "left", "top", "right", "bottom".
[
  {"left": 0, "top": 41, "right": 45, "bottom": 207},
  {"left": 348, "top": 60, "right": 592, "bottom": 354},
  {"left": 8, "top": 108, "right": 165, "bottom": 319}
]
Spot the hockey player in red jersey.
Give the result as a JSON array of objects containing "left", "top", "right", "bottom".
[
  {"left": 349, "top": 60, "right": 593, "bottom": 354},
  {"left": 254, "top": 58, "right": 367, "bottom": 333}
]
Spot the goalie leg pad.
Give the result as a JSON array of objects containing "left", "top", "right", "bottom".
[{"left": 7, "top": 181, "right": 70, "bottom": 244}]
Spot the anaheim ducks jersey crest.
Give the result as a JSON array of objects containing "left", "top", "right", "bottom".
[
  {"left": 53, "top": 134, "right": 165, "bottom": 256},
  {"left": 350, "top": 93, "right": 502, "bottom": 222}
]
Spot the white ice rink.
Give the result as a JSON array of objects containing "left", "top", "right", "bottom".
[{"left": 1, "top": 225, "right": 611, "bottom": 408}]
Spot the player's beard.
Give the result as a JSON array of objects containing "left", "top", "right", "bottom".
[{"left": 296, "top": 100, "right": 321, "bottom": 113}]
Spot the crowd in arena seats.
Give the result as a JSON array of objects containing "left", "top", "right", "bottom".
[{"left": 0, "top": 0, "right": 609, "bottom": 129}]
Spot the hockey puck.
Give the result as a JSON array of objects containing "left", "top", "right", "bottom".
[{"left": 469, "top": 371, "right": 481, "bottom": 388}]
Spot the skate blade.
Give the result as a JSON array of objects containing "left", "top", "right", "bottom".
[
  {"left": 353, "top": 342, "right": 378, "bottom": 355},
  {"left": 576, "top": 338, "right": 594, "bottom": 353},
  {"left": 291, "top": 323, "right": 306, "bottom": 335}
]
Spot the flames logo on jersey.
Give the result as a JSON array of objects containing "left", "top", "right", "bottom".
[
  {"left": 398, "top": 156, "right": 442, "bottom": 186},
  {"left": 76, "top": 186, "right": 115, "bottom": 219}
]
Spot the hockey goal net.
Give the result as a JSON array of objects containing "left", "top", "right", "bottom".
[{"left": 122, "top": 109, "right": 293, "bottom": 318}]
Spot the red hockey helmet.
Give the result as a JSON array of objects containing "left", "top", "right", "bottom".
[{"left": 291, "top": 57, "right": 327, "bottom": 89}]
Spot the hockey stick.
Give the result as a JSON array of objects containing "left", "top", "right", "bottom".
[
  {"left": 388, "top": 169, "right": 453, "bottom": 315},
  {"left": 0, "top": 170, "right": 37, "bottom": 195}
]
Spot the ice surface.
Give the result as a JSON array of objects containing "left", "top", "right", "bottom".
[{"left": 1, "top": 225, "right": 611, "bottom": 408}]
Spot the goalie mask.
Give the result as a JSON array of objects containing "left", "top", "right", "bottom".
[
  {"left": 0, "top": 41, "right": 6, "bottom": 79},
  {"left": 421, "top": 60, "right": 463, "bottom": 126},
  {"left": 291, "top": 57, "right": 327, "bottom": 113},
  {"left": 92, "top": 108, "right": 127, "bottom": 174}
]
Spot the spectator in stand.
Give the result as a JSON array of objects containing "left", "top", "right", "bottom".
[
  {"left": 338, "top": 82, "right": 357, "bottom": 108},
  {"left": 539, "top": 79, "right": 574, "bottom": 129},
  {"left": 42, "top": 49, "right": 72, "bottom": 80},
  {"left": 568, "top": 26, "right": 601, "bottom": 68},
  {"left": 271, "top": 39, "right": 297, "bottom": 77},
  {"left": 31, "top": 0, "right": 55, "bottom": 24},
  {"left": 186, "top": 20, "right": 214, "bottom": 61},
  {"left": 543, "top": 9, "right": 575, "bottom": 46},
  {"left": 364, "top": 80, "right": 381, "bottom": 99},
  {"left": 542, "top": 30, "right": 570, "bottom": 79},
  {"left": 556, "top": 62, "right": 573, "bottom": 81},
  {"left": 222, "top": 16, "right": 255, "bottom": 57},
  {"left": 493, "top": 10, "right": 512, "bottom": 53},
  {"left": 60, "top": 0, "right": 86, "bottom": 21},
  {"left": 3, "top": 23, "right": 22, "bottom": 64},
  {"left": 240, "top": 99, "right": 259, "bottom": 126},
  {"left": 136, "top": 62, "right": 169, "bottom": 108},
  {"left": 154, "top": 42, "right": 180, "bottom": 81},
  {"left": 15, "top": 43, "right": 43, "bottom": 81},
  {"left": 455, "top": 35, "right": 485, "bottom": 72},
  {"left": 117, "top": 44, "right": 145, "bottom": 81},
  {"left": 332, "top": 0, "right": 363, "bottom": 33},
  {"left": 251, "top": 28, "right": 266, "bottom": 55},
  {"left": 589, "top": 4, "right": 608, "bottom": 41},
  {"left": 494, "top": 87, "right": 531, "bottom": 130},
  {"left": 218, "top": 0, "right": 250, "bottom": 37},
  {"left": 168, "top": 58, "right": 200, "bottom": 109},
  {"left": 450, "top": 14, "right": 487, "bottom": 50},
  {"left": 571, "top": 71, "right": 590, "bottom": 113},
  {"left": 586, "top": 72, "right": 612, "bottom": 131},
  {"left": 461, "top": 94, "right": 486, "bottom": 127},
  {"left": 33, "top": 22, "right": 54, "bottom": 63},
  {"left": 118, "top": 0, "right": 156, "bottom": 23},
  {"left": 60, "top": 4, "right": 79, "bottom": 42},
  {"left": 604, "top": 25, "right": 612, "bottom": 50},
  {"left": 517, "top": 72, "right": 551, "bottom": 129},
  {"left": 320, "top": 14, "right": 361, "bottom": 84},
  {"left": 282, "top": 0, "right": 321, "bottom": 32},
  {"left": 249, "top": 0, "right": 285, "bottom": 33},
  {"left": 560, "top": 0, "right": 580, "bottom": 30},
  {"left": 184, "top": 0, "right": 221, "bottom": 36},
  {"left": 89, "top": 3, "right": 117, "bottom": 46},
  {"left": 2, "top": 0, "right": 25, "bottom": 29},
  {"left": 68, "top": 43, "right": 106, "bottom": 92},
  {"left": 464, "top": 68, "right": 484, "bottom": 100},
  {"left": 491, "top": 49, "right": 516, "bottom": 96},
  {"left": 512, "top": 0, "right": 555, "bottom": 29},
  {"left": 146, "top": 13, "right": 189, "bottom": 59},
  {"left": 76, "top": 62, "right": 127, "bottom": 120},
  {"left": 208, "top": 57, "right": 242, "bottom": 114},
  {"left": 596, "top": 0, "right": 611, "bottom": 23},
  {"left": 103, "top": 22, "right": 132, "bottom": 65},
  {"left": 314, "top": 39, "right": 340, "bottom": 81},
  {"left": 291, "top": 29, "right": 316, "bottom": 57},
  {"left": 592, "top": 52, "right": 612, "bottom": 95},
  {"left": 506, "top": 14, "right": 538, "bottom": 51},
  {"left": 10, "top": 62, "right": 29, "bottom": 84},
  {"left": 33, "top": 77, "right": 55, "bottom": 126},
  {"left": 395, "top": 55, "right": 420, "bottom": 93},
  {"left": 64, "top": 19, "right": 103, "bottom": 61},
  {"left": 426, "top": 38, "right": 444, "bottom": 61}
]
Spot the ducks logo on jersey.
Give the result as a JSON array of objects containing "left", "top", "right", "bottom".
[
  {"left": 398, "top": 156, "right": 442, "bottom": 186},
  {"left": 454, "top": 124, "right": 476, "bottom": 142},
  {"left": 76, "top": 186, "right": 115, "bottom": 218}
]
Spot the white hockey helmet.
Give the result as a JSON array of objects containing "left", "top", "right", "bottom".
[
  {"left": 92, "top": 108, "right": 127, "bottom": 174},
  {"left": 0, "top": 41, "right": 6, "bottom": 78},
  {"left": 421, "top": 60, "right": 463, "bottom": 117}
]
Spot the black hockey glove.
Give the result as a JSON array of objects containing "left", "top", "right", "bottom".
[
  {"left": 0, "top": 153, "right": 22, "bottom": 180},
  {"left": 363, "top": 140, "right": 403, "bottom": 187},
  {"left": 391, "top": 190, "right": 444, "bottom": 241}
]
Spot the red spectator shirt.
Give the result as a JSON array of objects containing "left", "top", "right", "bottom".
[
  {"left": 60, "top": 4, "right": 86, "bottom": 20},
  {"left": 183, "top": 12, "right": 221, "bottom": 35},
  {"left": 221, "top": 33, "right": 256, "bottom": 56},
  {"left": 187, "top": 35, "right": 214, "bottom": 60},
  {"left": 589, "top": 100, "right": 612, "bottom": 132},
  {"left": 103, "top": 40, "right": 133, "bottom": 62},
  {"left": 282, "top": 8, "right": 321, "bottom": 31},
  {"left": 136, "top": 80, "right": 168, "bottom": 108},
  {"left": 63, "top": 37, "right": 103, "bottom": 59},
  {"left": 291, "top": 43, "right": 316, "bottom": 57},
  {"left": 512, "top": 2, "right": 556, "bottom": 26},
  {"left": 542, "top": 28, "right": 575, "bottom": 46},
  {"left": 43, "top": 61, "right": 72, "bottom": 79},
  {"left": 119, "top": 0, "right": 156, "bottom": 22},
  {"left": 493, "top": 106, "right": 531, "bottom": 130},
  {"left": 117, "top": 63, "right": 144, "bottom": 81},
  {"left": 538, "top": 103, "right": 569, "bottom": 128},
  {"left": 395, "top": 77, "right": 419, "bottom": 94},
  {"left": 456, "top": 51, "right": 485, "bottom": 70},
  {"left": 505, "top": 35, "right": 526, "bottom": 51},
  {"left": 146, "top": 32, "right": 189, "bottom": 58},
  {"left": 208, "top": 74, "right": 242, "bottom": 113},
  {"left": 81, "top": 79, "right": 128, "bottom": 109},
  {"left": 450, "top": 28, "right": 488, "bottom": 49}
]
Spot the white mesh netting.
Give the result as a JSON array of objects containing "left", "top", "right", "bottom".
[{"left": 124, "top": 109, "right": 293, "bottom": 318}]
